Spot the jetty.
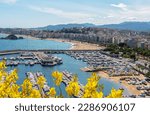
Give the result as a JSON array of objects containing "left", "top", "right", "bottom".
[
  {"left": 33, "top": 52, "right": 63, "bottom": 66},
  {"left": 62, "top": 71, "right": 84, "bottom": 98},
  {"left": 0, "top": 49, "right": 102, "bottom": 56},
  {"left": 1, "top": 51, "right": 63, "bottom": 67},
  {"left": 26, "top": 72, "right": 50, "bottom": 97},
  {"left": 81, "top": 66, "right": 113, "bottom": 72}
]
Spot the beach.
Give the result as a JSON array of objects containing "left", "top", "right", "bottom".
[
  {"left": 97, "top": 71, "right": 145, "bottom": 96},
  {"left": 16, "top": 34, "right": 105, "bottom": 50},
  {"left": 47, "top": 38, "right": 105, "bottom": 50},
  {"left": 15, "top": 34, "right": 145, "bottom": 96}
]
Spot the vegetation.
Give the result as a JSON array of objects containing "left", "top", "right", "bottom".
[
  {"left": 105, "top": 43, "right": 150, "bottom": 60},
  {"left": 145, "top": 72, "right": 150, "bottom": 78},
  {"left": 0, "top": 60, "right": 123, "bottom": 98},
  {"left": 1, "top": 34, "right": 24, "bottom": 40}
]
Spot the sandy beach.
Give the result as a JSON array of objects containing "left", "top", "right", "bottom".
[
  {"left": 16, "top": 34, "right": 105, "bottom": 50},
  {"left": 47, "top": 38, "right": 105, "bottom": 50},
  {"left": 97, "top": 71, "right": 145, "bottom": 96}
]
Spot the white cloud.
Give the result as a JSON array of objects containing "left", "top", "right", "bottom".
[
  {"left": 106, "top": 5, "right": 150, "bottom": 24},
  {"left": 0, "top": 0, "right": 17, "bottom": 4},
  {"left": 111, "top": 3, "right": 128, "bottom": 11},
  {"left": 29, "top": 6, "right": 93, "bottom": 20},
  {"left": 26, "top": 3, "right": 150, "bottom": 25}
]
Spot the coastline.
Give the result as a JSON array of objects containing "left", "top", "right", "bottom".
[
  {"left": 97, "top": 71, "right": 145, "bottom": 96},
  {"left": 1, "top": 33, "right": 142, "bottom": 96},
  {"left": 15, "top": 34, "right": 105, "bottom": 50},
  {"left": 46, "top": 38, "right": 105, "bottom": 50}
]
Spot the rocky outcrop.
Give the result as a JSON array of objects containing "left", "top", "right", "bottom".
[{"left": 1, "top": 34, "right": 24, "bottom": 40}]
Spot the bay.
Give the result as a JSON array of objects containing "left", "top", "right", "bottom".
[{"left": 0, "top": 33, "right": 129, "bottom": 96}]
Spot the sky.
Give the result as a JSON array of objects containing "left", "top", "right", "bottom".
[{"left": 0, "top": 0, "right": 150, "bottom": 28}]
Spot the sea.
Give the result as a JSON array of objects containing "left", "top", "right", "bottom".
[{"left": 0, "top": 33, "right": 129, "bottom": 97}]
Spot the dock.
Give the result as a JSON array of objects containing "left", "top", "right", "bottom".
[
  {"left": 1, "top": 51, "right": 63, "bottom": 67},
  {"left": 62, "top": 71, "right": 84, "bottom": 97},
  {"left": 26, "top": 71, "right": 85, "bottom": 98},
  {"left": 26, "top": 72, "right": 50, "bottom": 97},
  {"left": 81, "top": 66, "right": 113, "bottom": 72},
  {"left": 33, "top": 52, "right": 63, "bottom": 66}
]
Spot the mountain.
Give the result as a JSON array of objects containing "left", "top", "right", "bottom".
[
  {"left": 33, "top": 23, "right": 96, "bottom": 31},
  {"left": 32, "top": 22, "right": 150, "bottom": 32},
  {"left": 99, "top": 22, "right": 150, "bottom": 31}
]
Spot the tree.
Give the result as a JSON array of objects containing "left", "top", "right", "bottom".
[{"left": 145, "top": 72, "right": 150, "bottom": 78}]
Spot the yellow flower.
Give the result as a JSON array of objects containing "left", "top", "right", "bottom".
[
  {"left": 29, "top": 89, "right": 41, "bottom": 98},
  {"left": 91, "top": 91, "right": 103, "bottom": 98},
  {"left": 52, "top": 71, "right": 63, "bottom": 78},
  {"left": 6, "top": 84, "right": 20, "bottom": 98},
  {"left": 82, "top": 73, "right": 102, "bottom": 98},
  {"left": 0, "top": 60, "right": 6, "bottom": 70},
  {"left": 107, "top": 88, "right": 123, "bottom": 98},
  {"left": 37, "top": 76, "right": 46, "bottom": 88},
  {"left": 51, "top": 71, "right": 63, "bottom": 86},
  {"left": 0, "top": 70, "right": 8, "bottom": 81},
  {"left": 21, "top": 78, "right": 33, "bottom": 97},
  {"left": 48, "top": 87, "right": 56, "bottom": 97},
  {"left": 66, "top": 76, "right": 80, "bottom": 97},
  {"left": 5, "top": 69, "right": 19, "bottom": 84}
]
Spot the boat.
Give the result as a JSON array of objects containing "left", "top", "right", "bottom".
[
  {"left": 41, "top": 61, "right": 57, "bottom": 66},
  {"left": 29, "top": 61, "right": 35, "bottom": 66},
  {"left": 25, "top": 61, "right": 29, "bottom": 66}
]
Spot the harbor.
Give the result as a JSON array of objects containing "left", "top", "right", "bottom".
[
  {"left": 26, "top": 71, "right": 84, "bottom": 98},
  {"left": 0, "top": 49, "right": 149, "bottom": 97},
  {"left": 0, "top": 51, "right": 63, "bottom": 67}
]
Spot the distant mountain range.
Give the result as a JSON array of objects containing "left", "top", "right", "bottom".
[
  {"left": 32, "top": 22, "right": 150, "bottom": 32},
  {"left": 33, "top": 23, "right": 96, "bottom": 31},
  {"left": 100, "top": 22, "right": 150, "bottom": 32}
]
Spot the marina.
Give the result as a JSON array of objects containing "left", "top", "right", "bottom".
[
  {"left": 0, "top": 49, "right": 149, "bottom": 97},
  {"left": 26, "top": 71, "right": 84, "bottom": 98},
  {"left": 0, "top": 51, "right": 63, "bottom": 67},
  {"left": 0, "top": 34, "right": 149, "bottom": 97},
  {"left": 65, "top": 50, "right": 139, "bottom": 76}
]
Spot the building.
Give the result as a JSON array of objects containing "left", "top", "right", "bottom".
[{"left": 126, "top": 38, "right": 138, "bottom": 48}]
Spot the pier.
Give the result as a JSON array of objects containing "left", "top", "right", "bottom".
[
  {"left": 1, "top": 51, "right": 63, "bottom": 67},
  {"left": 81, "top": 66, "right": 113, "bottom": 72},
  {"left": 26, "top": 72, "right": 50, "bottom": 97},
  {"left": 0, "top": 49, "right": 102, "bottom": 56},
  {"left": 62, "top": 71, "right": 84, "bottom": 97},
  {"left": 26, "top": 71, "right": 85, "bottom": 98}
]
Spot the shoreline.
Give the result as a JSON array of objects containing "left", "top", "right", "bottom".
[
  {"left": 97, "top": 71, "right": 145, "bottom": 96},
  {"left": 46, "top": 38, "right": 105, "bottom": 50},
  {"left": 1, "top": 33, "right": 143, "bottom": 96},
  {"left": 1, "top": 33, "right": 105, "bottom": 50}
]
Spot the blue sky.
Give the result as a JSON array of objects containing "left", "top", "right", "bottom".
[{"left": 0, "top": 0, "right": 150, "bottom": 28}]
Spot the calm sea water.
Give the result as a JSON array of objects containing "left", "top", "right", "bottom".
[
  {"left": 0, "top": 33, "right": 129, "bottom": 96},
  {"left": 0, "top": 34, "right": 70, "bottom": 50}
]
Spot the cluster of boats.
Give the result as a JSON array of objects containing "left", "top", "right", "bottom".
[
  {"left": 66, "top": 51, "right": 138, "bottom": 75},
  {"left": 6, "top": 60, "right": 39, "bottom": 66},
  {"left": 1, "top": 52, "right": 63, "bottom": 67},
  {"left": 120, "top": 77, "right": 150, "bottom": 97},
  {"left": 26, "top": 72, "right": 50, "bottom": 95}
]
